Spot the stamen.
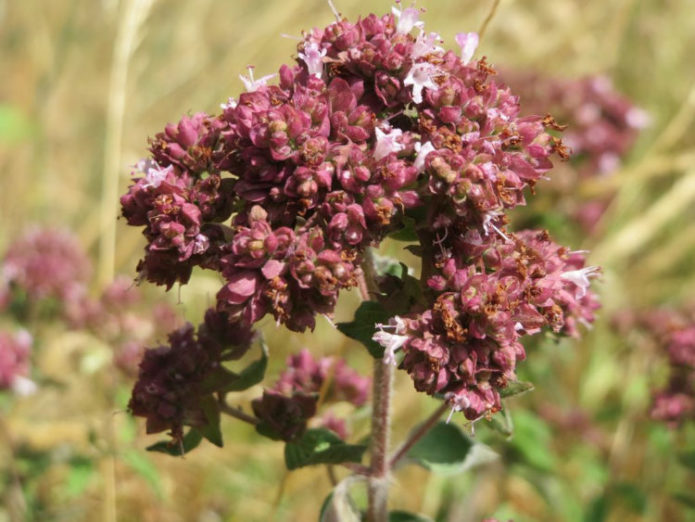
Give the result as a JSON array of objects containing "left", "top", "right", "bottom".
[{"left": 327, "top": 0, "right": 341, "bottom": 21}]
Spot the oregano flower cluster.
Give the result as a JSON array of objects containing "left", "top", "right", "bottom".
[{"left": 121, "top": 5, "right": 599, "bottom": 435}]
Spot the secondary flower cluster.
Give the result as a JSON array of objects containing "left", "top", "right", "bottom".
[
  {"left": 253, "top": 348, "right": 370, "bottom": 440},
  {"left": 69, "top": 276, "right": 182, "bottom": 376},
  {"left": 375, "top": 230, "right": 599, "bottom": 420},
  {"left": 0, "top": 227, "right": 183, "bottom": 379},
  {"left": 0, "top": 226, "right": 91, "bottom": 314},
  {"left": 615, "top": 306, "right": 695, "bottom": 427},
  {"left": 501, "top": 71, "right": 647, "bottom": 232},
  {"left": 651, "top": 325, "right": 695, "bottom": 426},
  {"left": 122, "top": 6, "right": 599, "bottom": 423},
  {"left": 0, "top": 329, "right": 34, "bottom": 395},
  {"left": 129, "top": 309, "right": 254, "bottom": 438}
]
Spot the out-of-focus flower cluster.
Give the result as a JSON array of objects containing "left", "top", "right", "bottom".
[
  {"left": 0, "top": 226, "right": 183, "bottom": 388},
  {"left": 67, "top": 275, "right": 182, "bottom": 376},
  {"left": 252, "top": 348, "right": 370, "bottom": 441},
  {"left": 501, "top": 71, "right": 647, "bottom": 233},
  {"left": 0, "top": 226, "right": 91, "bottom": 313},
  {"left": 615, "top": 306, "right": 695, "bottom": 427},
  {"left": 0, "top": 329, "right": 34, "bottom": 395},
  {"left": 121, "top": 6, "right": 599, "bottom": 424}
]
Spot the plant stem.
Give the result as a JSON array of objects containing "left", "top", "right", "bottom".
[
  {"left": 367, "top": 358, "right": 394, "bottom": 522},
  {"left": 359, "top": 248, "right": 393, "bottom": 522},
  {"left": 389, "top": 402, "right": 449, "bottom": 470},
  {"left": 218, "top": 398, "right": 259, "bottom": 425}
]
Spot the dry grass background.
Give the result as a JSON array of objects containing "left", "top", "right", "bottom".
[{"left": 1, "top": 0, "right": 695, "bottom": 521}]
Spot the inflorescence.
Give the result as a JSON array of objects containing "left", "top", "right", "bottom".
[{"left": 120, "top": 5, "right": 600, "bottom": 435}]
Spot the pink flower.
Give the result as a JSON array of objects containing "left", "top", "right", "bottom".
[
  {"left": 391, "top": 6, "right": 424, "bottom": 35},
  {"left": 455, "top": 32, "right": 479, "bottom": 64},
  {"left": 0, "top": 330, "right": 34, "bottom": 395},
  {"left": 374, "top": 125, "right": 405, "bottom": 161},
  {"left": 404, "top": 62, "right": 441, "bottom": 104},
  {"left": 239, "top": 66, "right": 277, "bottom": 92},
  {"left": 298, "top": 41, "right": 327, "bottom": 78}
]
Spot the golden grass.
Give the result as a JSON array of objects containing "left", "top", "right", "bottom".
[{"left": 1, "top": 0, "right": 695, "bottom": 520}]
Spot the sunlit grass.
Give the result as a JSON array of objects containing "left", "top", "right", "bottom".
[{"left": 1, "top": 0, "right": 695, "bottom": 520}]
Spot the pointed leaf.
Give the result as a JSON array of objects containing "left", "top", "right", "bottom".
[
  {"left": 337, "top": 301, "right": 391, "bottom": 358},
  {"left": 221, "top": 341, "right": 268, "bottom": 392},
  {"left": 388, "top": 216, "right": 418, "bottom": 241},
  {"left": 500, "top": 380, "right": 534, "bottom": 399},
  {"left": 405, "top": 421, "right": 496, "bottom": 476},
  {"left": 673, "top": 492, "right": 695, "bottom": 510},
  {"left": 285, "top": 428, "right": 367, "bottom": 470},
  {"left": 486, "top": 409, "right": 514, "bottom": 438},
  {"left": 678, "top": 450, "right": 695, "bottom": 471},
  {"left": 198, "top": 395, "right": 223, "bottom": 447},
  {"left": 146, "top": 429, "right": 203, "bottom": 456},
  {"left": 121, "top": 449, "right": 163, "bottom": 499}
]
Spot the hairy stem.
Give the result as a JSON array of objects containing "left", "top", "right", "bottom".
[
  {"left": 367, "top": 359, "right": 394, "bottom": 522},
  {"left": 359, "top": 248, "right": 393, "bottom": 522}
]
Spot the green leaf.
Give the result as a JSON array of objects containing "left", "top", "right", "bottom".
[
  {"left": 673, "top": 492, "right": 695, "bottom": 510},
  {"left": 146, "top": 429, "right": 202, "bottom": 456},
  {"left": 0, "top": 104, "right": 34, "bottom": 143},
  {"left": 198, "top": 395, "right": 223, "bottom": 447},
  {"left": 389, "top": 511, "right": 434, "bottom": 522},
  {"left": 500, "top": 381, "right": 534, "bottom": 399},
  {"left": 612, "top": 482, "right": 646, "bottom": 514},
  {"left": 486, "top": 408, "right": 514, "bottom": 438},
  {"left": 121, "top": 449, "right": 163, "bottom": 499},
  {"left": 389, "top": 216, "right": 419, "bottom": 241},
  {"left": 204, "top": 341, "right": 268, "bottom": 393},
  {"left": 224, "top": 340, "right": 269, "bottom": 391},
  {"left": 509, "top": 410, "right": 556, "bottom": 471},
  {"left": 678, "top": 450, "right": 695, "bottom": 471},
  {"left": 583, "top": 494, "right": 608, "bottom": 522},
  {"left": 64, "top": 457, "right": 94, "bottom": 498},
  {"left": 285, "top": 428, "right": 367, "bottom": 471},
  {"left": 405, "top": 421, "right": 496, "bottom": 476},
  {"left": 337, "top": 301, "right": 392, "bottom": 358}
]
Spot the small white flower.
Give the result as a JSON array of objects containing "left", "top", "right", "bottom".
[
  {"left": 626, "top": 107, "right": 650, "bottom": 129},
  {"left": 412, "top": 30, "right": 443, "bottom": 59},
  {"left": 561, "top": 266, "right": 600, "bottom": 298},
  {"left": 220, "top": 97, "right": 237, "bottom": 110},
  {"left": 372, "top": 315, "right": 408, "bottom": 365},
  {"left": 298, "top": 40, "right": 327, "bottom": 78},
  {"left": 455, "top": 32, "right": 479, "bottom": 64},
  {"left": 192, "top": 234, "right": 210, "bottom": 255},
  {"left": 392, "top": 5, "right": 424, "bottom": 34},
  {"left": 137, "top": 159, "right": 172, "bottom": 189},
  {"left": 11, "top": 375, "right": 37, "bottom": 396},
  {"left": 374, "top": 125, "right": 404, "bottom": 161},
  {"left": 404, "top": 62, "right": 441, "bottom": 104},
  {"left": 481, "top": 210, "right": 510, "bottom": 242},
  {"left": 414, "top": 141, "right": 435, "bottom": 172},
  {"left": 239, "top": 66, "right": 277, "bottom": 92}
]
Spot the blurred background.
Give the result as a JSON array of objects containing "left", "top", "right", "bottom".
[{"left": 1, "top": 0, "right": 695, "bottom": 520}]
